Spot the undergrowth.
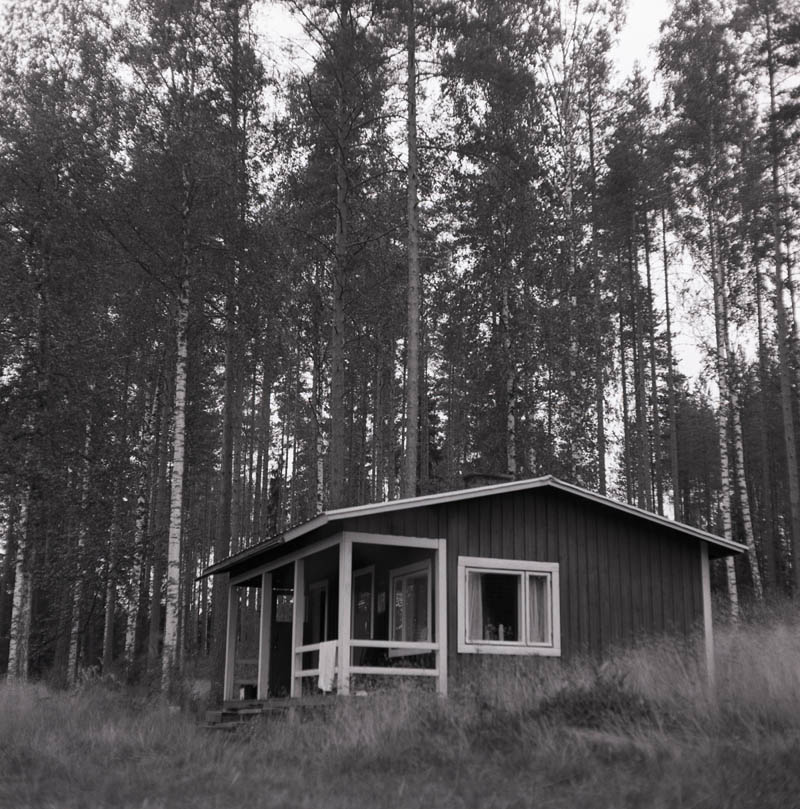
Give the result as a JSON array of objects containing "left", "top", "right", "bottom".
[{"left": 2, "top": 604, "right": 800, "bottom": 808}]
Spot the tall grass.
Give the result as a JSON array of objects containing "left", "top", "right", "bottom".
[{"left": 3, "top": 605, "right": 800, "bottom": 808}]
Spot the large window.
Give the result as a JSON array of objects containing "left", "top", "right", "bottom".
[
  {"left": 389, "top": 560, "right": 432, "bottom": 649},
  {"left": 457, "top": 557, "right": 560, "bottom": 656}
]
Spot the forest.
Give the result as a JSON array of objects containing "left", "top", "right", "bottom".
[{"left": 1, "top": 0, "right": 799, "bottom": 698}]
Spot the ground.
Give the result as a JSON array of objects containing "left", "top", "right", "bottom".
[{"left": 2, "top": 605, "right": 799, "bottom": 808}]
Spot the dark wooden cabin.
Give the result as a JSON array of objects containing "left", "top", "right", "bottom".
[{"left": 203, "top": 475, "right": 743, "bottom": 701}]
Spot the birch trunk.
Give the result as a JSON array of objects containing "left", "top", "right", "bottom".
[
  {"left": 161, "top": 268, "right": 189, "bottom": 691},
  {"left": 729, "top": 385, "right": 763, "bottom": 599},
  {"left": 403, "top": 0, "right": 420, "bottom": 499},
  {"left": 67, "top": 423, "right": 92, "bottom": 686},
  {"left": 6, "top": 489, "right": 31, "bottom": 681},
  {"left": 125, "top": 377, "right": 160, "bottom": 671},
  {"left": 709, "top": 207, "right": 739, "bottom": 621}
]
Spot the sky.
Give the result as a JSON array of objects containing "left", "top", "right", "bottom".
[{"left": 614, "top": 0, "right": 672, "bottom": 80}]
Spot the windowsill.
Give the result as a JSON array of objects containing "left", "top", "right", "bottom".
[{"left": 458, "top": 642, "right": 561, "bottom": 656}]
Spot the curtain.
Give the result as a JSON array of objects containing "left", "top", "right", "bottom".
[
  {"left": 468, "top": 572, "right": 483, "bottom": 641},
  {"left": 528, "top": 575, "right": 548, "bottom": 643}
]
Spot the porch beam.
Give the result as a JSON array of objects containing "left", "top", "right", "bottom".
[
  {"left": 342, "top": 531, "right": 440, "bottom": 550},
  {"left": 290, "top": 558, "right": 305, "bottom": 698},
  {"left": 223, "top": 581, "right": 237, "bottom": 701},
  {"left": 436, "top": 538, "right": 448, "bottom": 696},
  {"left": 257, "top": 571, "right": 272, "bottom": 700},
  {"left": 337, "top": 536, "right": 353, "bottom": 696}
]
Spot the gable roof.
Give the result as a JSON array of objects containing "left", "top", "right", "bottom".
[{"left": 203, "top": 474, "right": 744, "bottom": 576}]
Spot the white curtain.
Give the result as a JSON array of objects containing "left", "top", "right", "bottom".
[
  {"left": 467, "top": 572, "right": 483, "bottom": 641},
  {"left": 528, "top": 575, "right": 548, "bottom": 643}
]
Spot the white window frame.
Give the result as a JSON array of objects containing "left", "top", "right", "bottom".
[
  {"left": 457, "top": 556, "right": 561, "bottom": 656},
  {"left": 388, "top": 559, "right": 432, "bottom": 655}
]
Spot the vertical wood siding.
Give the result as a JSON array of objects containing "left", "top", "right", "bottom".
[{"left": 344, "top": 486, "right": 704, "bottom": 662}]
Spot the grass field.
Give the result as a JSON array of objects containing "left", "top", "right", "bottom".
[{"left": 2, "top": 604, "right": 800, "bottom": 809}]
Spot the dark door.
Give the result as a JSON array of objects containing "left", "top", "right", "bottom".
[{"left": 269, "top": 584, "right": 294, "bottom": 697}]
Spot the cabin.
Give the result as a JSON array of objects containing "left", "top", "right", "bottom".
[{"left": 202, "top": 475, "right": 744, "bottom": 702}]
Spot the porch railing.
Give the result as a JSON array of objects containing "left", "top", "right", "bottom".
[{"left": 294, "top": 639, "right": 441, "bottom": 687}]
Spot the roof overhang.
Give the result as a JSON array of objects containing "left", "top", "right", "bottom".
[{"left": 201, "top": 475, "right": 745, "bottom": 577}]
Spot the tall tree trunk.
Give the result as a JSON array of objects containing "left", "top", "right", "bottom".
[
  {"left": 728, "top": 382, "right": 764, "bottom": 599},
  {"left": 329, "top": 0, "right": 351, "bottom": 509},
  {"left": 765, "top": 9, "right": 800, "bottom": 594},
  {"left": 754, "top": 257, "right": 777, "bottom": 590},
  {"left": 629, "top": 224, "right": 652, "bottom": 511},
  {"left": 419, "top": 317, "right": 430, "bottom": 493},
  {"left": 643, "top": 221, "right": 663, "bottom": 514},
  {"left": 619, "top": 257, "right": 633, "bottom": 505},
  {"left": 147, "top": 388, "right": 170, "bottom": 674},
  {"left": 210, "top": 281, "right": 237, "bottom": 702},
  {"left": 0, "top": 493, "right": 17, "bottom": 672},
  {"left": 502, "top": 287, "right": 517, "bottom": 477},
  {"left": 587, "top": 79, "right": 606, "bottom": 494},
  {"left": 67, "top": 422, "right": 92, "bottom": 686},
  {"left": 403, "top": 0, "right": 420, "bottom": 499},
  {"left": 126, "top": 372, "right": 161, "bottom": 673},
  {"left": 709, "top": 206, "right": 739, "bottom": 620},
  {"left": 102, "top": 544, "right": 116, "bottom": 673},
  {"left": 161, "top": 262, "right": 190, "bottom": 692},
  {"left": 661, "top": 208, "right": 681, "bottom": 522},
  {"left": 6, "top": 488, "right": 31, "bottom": 681}
]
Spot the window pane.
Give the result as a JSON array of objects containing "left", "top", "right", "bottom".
[
  {"left": 469, "top": 572, "right": 519, "bottom": 642},
  {"left": 408, "top": 573, "right": 428, "bottom": 641},
  {"left": 467, "top": 571, "right": 483, "bottom": 641},
  {"left": 528, "top": 575, "right": 549, "bottom": 644},
  {"left": 392, "top": 577, "right": 404, "bottom": 641},
  {"left": 352, "top": 571, "right": 372, "bottom": 640}
]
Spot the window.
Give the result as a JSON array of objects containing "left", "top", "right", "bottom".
[
  {"left": 457, "top": 557, "right": 560, "bottom": 656},
  {"left": 389, "top": 560, "right": 432, "bottom": 651},
  {"left": 351, "top": 566, "right": 374, "bottom": 640},
  {"left": 306, "top": 580, "right": 328, "bottom": 643}
]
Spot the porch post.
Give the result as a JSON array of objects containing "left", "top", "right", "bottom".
[
  {"left": 337, "top": 535, "right": 353, "bottom": 695},
  {"left": 290, "top": 558, "right": 305, "bottom": 698},
  {"left": 436, "top": 538, "right": 448, "bottom": 696},
  {"left": 700, "top": 543, "right": 715, "bottom": 687},
  {"left": 257, "top": 571, "right": 272, "bottom": 700},
  {"left": 223, "top": 582, "right": 237, "bottom": 702}
]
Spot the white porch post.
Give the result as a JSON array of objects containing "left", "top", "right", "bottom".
[
  {"left": 436, "top": 538, "right": 448, "bottom": 696},
  {"left": 337, "top": 535, "right": 353, "bottom": 696},
  {"left": 257, "top": 572, "right": 272, "bottom": 700},
  {"left": 701, "top": 542, "right": 715, "bottom": 687},
  {"left": 223, "top": 581, "right": 237, "bottom": 702},
  {"left": 290, "top": 558, "right": 305, "bottom": 698}
]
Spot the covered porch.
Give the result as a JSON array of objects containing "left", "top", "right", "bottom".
[{"left": 223, "top": 531, "right": 448, "bottom": 700}]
